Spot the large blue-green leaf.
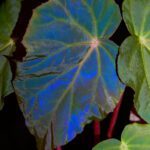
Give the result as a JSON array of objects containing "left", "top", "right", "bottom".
[
  {"left": 0, "top": 0, "right": 21, "bottom": 109},
  {"left": 118, "top": 0, "right": 150, "bottom": 122},
  {"left": 93, "top": 123, "right": 150, "bottom": 150},
  {"left": 14, "top": 0, "right": 124, "bottom": 149}
]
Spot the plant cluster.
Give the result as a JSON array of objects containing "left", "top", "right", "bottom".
[{"left": 0, "top": 0, "right": 150, "bottom": 150}]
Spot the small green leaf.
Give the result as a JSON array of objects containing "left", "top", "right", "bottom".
[
  {"left": 0, "top": 0, "right": 21, "bottom": 49},
  {"left": 118, "top": 0, "right": 150, "bottom": 122},
  {"left": 0, "top": 0, "right": 21, "bottom": 109},
  {"left": 93, "top": 123, "right": 150, "bottom": 150},
  {"left": 14, "top": 0, "right": 123, "bottom": 149}
]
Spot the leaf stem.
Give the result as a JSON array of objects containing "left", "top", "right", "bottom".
[
  {"left": 56, "top": 147, "right": 62, "bottom": 150},
  {"left": 93, "top": 120, "right": 100, "bottom": 144},
  {"left": 107, "top": 94, "right": 123, "bottom": 138}
]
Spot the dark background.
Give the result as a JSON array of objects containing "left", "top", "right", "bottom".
[{"left": 0, "top": 0, "right": 137, "bottom": 150}]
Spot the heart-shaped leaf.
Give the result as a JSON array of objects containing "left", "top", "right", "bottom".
[
  {"left": 0, "top": 0, "right": 21, "bottom": 109},
  {"left": 118, "top": 0, "right": 150, "bottom": 122},
  {"left": 14, "top": 0, "right": 124, "bottom": 149},
  {"left": 93, "top": 123, "right": 150, "bottom": 150}
]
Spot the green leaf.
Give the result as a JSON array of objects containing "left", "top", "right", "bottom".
[
  {"left": 118, "top": 0, "right": 150, "bottom": 122},
  {"left": 0, "top": 56, "right": 14, "bottom": 109},
  {"left": 93, "top": 123, "right": 150, "bottom": 150},
  {"left": 0, "top": 0, "right": 21, "bottom": 109},
  {"left": 14, "top": 0, "right": 123, "bottom": 149},
  {"left": 0, "top": 0, "right": 21, "bottom": 50}
]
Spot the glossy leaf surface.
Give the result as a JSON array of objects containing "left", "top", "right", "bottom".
[
  {"left": 118, "top": 0, "right": 150, "bottom": 122},
  {"left": 0, "top": 0, "right": 21, "bottom": 109},
  {"left": 93, "top": 123, "right": 150, "bottom": 150},
  {"left": 14, "top": 0, "right": 123, "bottom": 149}
]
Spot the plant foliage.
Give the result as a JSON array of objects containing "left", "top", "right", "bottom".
[
  {"left": 118, "top": 0, "right": 150, "bottom": 122},
  {"left": 94, "top": 0, "right": 150, "bottom": 149},
  {"left": 93, "top": 123, "right": 150, "bottom": 150},
  {"left": 13, "top": 0, "right": 123, "bottom": 149},
  {"left": 1, "top": 0, "right": 150, "bottom": 149},
  {"left": 0, "top": 0, "right": 21, "bottom": 109}
]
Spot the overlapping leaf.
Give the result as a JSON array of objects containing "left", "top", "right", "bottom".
[
  {"left": 0, "top": 0, "right": 21, "bottom": 109},
  {"left": 118, "top": 0, "right": 150, "bottom": 122},
  {"left": 14, "top": 0, "right": 124, "bottom": 149},
  {"left": 93, "top": 123, "right": 150, "bottom": 150}
]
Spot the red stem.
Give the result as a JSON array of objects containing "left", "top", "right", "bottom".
[
  {"left": 107, "top": 94, "right": 123, "bottom": 138},
  {"left": 93, "top": 120, "right": 100, "bottom": 144},
  {"left": 56, "top": 147, "right": 62, "bottom": 150}
]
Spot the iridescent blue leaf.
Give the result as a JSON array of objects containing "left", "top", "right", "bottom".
[{"left": 14, "top": 0, "right": 124, "bottom": 149}]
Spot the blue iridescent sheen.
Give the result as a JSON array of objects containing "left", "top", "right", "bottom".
[{"left": 14, "top": 0, "right": 124, "bottom": 149}]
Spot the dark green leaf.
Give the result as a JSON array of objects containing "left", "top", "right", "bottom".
[
  {"left": 0, "top": 0, "right": 21, "bottom": 109},
  {"left": 0, "top": 0, "right": 21, "bottom": 50},
  {"left": 0, "top": 56, "right": 13, "bottom": 109}
]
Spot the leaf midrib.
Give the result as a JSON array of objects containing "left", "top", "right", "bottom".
[
  {"left": 0, "top": 39, "right": 13, "bottom": 52},
  {"left": 51, "top": 46, "right": 98, "bottom": 114}
]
